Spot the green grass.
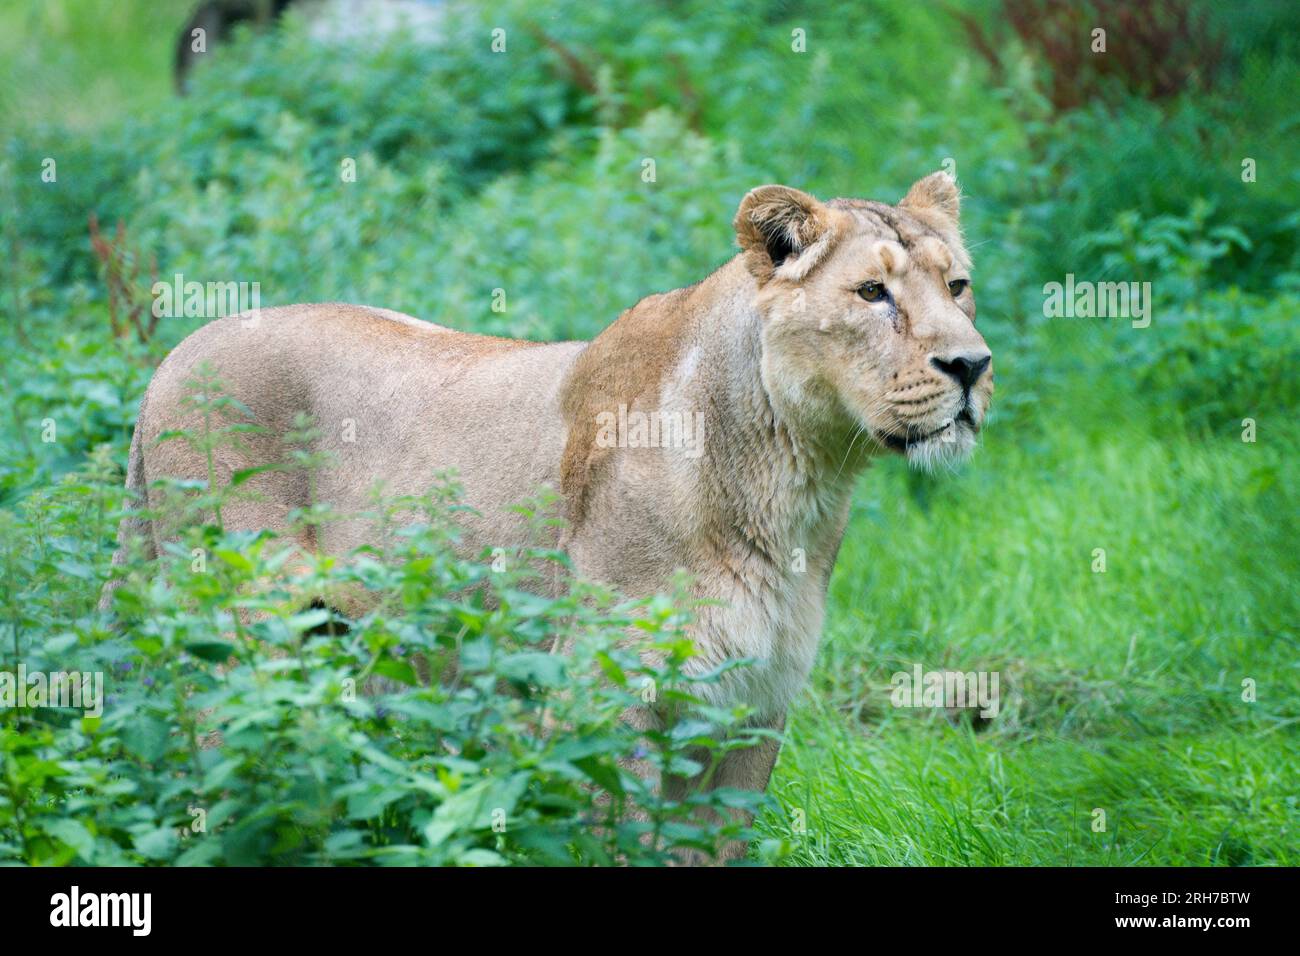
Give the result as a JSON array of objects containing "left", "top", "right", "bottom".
[
  {"left": 767, "top": 717, "right": 1293, "bottom": 865},
  {"left": 759, "top": 326, "right": 1299, "bottom": 865}
]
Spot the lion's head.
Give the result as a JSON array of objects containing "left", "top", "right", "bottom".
[{"left": 734, "top": 172, "right": 993, "bottom": 469}]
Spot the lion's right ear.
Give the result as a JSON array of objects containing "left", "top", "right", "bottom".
[{"left": 734, "top": 185, "right": 836, "bottom": 281}]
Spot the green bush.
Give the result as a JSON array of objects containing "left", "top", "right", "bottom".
[
  {"left": 0, "top": 376, "right": 773, "bottom": 865},
  {"left": 1132, "top": 289, "right": 1300, "bottom": 431},
  {"left": 1078, "top": 201, "right": 1300, "bottom": 428},
  {"left": 1025, "top": 82, "right": 1300, "bottom": 296}
]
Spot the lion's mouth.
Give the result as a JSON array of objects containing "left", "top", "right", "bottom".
[{"left": 879, "top": 408, "right": 977, "bottom": 452}]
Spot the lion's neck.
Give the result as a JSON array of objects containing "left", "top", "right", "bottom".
[{"left": 669, "top": 258, "right": 867, "bottom": 567}]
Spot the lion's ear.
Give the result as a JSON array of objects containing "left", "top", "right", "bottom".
[
  {"left": 899, "top": 171, "right": 960, "bottom": 225},
  {"left": 734, "top": 185, "right": 835, "bottom": 281}
]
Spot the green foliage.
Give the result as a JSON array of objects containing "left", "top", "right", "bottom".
[
  {"left": 1078, "top": 202, "right": 1300, "bottom": 427},
  {"left": 177, "top": 7, "right": 585, "bottom": 195},
  {"left": 0, "top": 334, "right": 152, "bottom": 503},
  {"left": 1023, "top": 84, "right": 1300, "bottom": 296},
  {"left": 0, "top": 0, "right": 188, "bottom": 133},
  {"left": 1082, "top": 199, "right": 1254, "bottom": 301},
  {"left": 1131, "top": 289, "right": 1300, "bottom": 430},
  {"left": 1, "top": 381, "right": 770, "bottom": 865}
]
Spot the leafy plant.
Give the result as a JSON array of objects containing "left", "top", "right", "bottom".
[
  {"left": 0, "top": 376, "right": 774, "bottom": 866},
  {"left": 1080, "top": 199, "right": 1253, "bottom": 303}
]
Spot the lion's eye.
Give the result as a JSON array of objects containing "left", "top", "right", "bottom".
[
  {"left": 857, "top": 280, "right": 888, "bottom": 303},
  {"left": 948, "top": 279, "right": 970, "bottom": 297}
]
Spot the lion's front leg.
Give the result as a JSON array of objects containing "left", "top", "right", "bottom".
[
  {"left": 660, "top": 710, "right": 786, "bottom": 865},
  {"left": 708, "top": 711, "right": 786, "bottom": 864}
]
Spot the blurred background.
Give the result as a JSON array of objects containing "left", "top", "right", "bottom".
[{"left": 0, "top": 0, "right": 1296, "bottom": 864}]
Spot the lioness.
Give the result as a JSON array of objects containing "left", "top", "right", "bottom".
[{"left": 106, "top": 172, "right": 992, "bottom": 860}]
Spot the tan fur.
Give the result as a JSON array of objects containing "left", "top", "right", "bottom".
[
  {"left": 105, "top": 173, "right": 993, "bottom": 860},
  {"left": 559, "top": 287, "right": 692, "bottom": 526}
]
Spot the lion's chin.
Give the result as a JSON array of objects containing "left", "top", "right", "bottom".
[{"left": 877, "top": 414, "right": 980, "bottom": 471}]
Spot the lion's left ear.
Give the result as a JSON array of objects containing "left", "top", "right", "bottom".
[{"left": 899, "top": 171, "right": 961, "bottom": 225}]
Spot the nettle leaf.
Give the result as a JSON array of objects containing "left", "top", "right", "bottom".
[
  {"left": 497, "top": 651, "right": 567, "bottom": 688},
  {"left": 573, "top": 757, "right": 624, "bottom": 796},
  {"left": 287, "top": 608, "right": 331, "bottom": 633},
  {"left": 324, "top": 829, "right": 367, "bottom": 857},
  {"left": 212, "top": 548, "right": 253, "bottom": 571},
  {"left": 131, "top": 635, "right": 164, "bottom": 656},
  {"left": 133, "top": 826, "right": 179, "bottom": 861},
  {"left": 42, "top": 819, "right": 96, "bottom": 861},
  {"left": 372, "top": 658, "right": 419, "bottom": 687},
  {"left": 455, "top": 847, "right": 507, "bottom": 867},
  {"left": 184, "top": 640, "right": 237, "bottom": 663},
  {"left": 230, "top": 464, "right": 275, "bottom": 487},
  {"left": 423, "top": 772, "right": 530, "bottom": 849},
  {"left": 45, "top": 632, "right": 80, "bottom": 654},
  {"left": 459, "top": 636, "right": 493, "bottom": 672},
  {"left": 423, "top": 780, "right": 494, "bottom": 848},
  {"left": 121, "top": 716, "right": 172, "bottom": 763},
  {"left": 344, "top": 786, "right": 404, "bottom": 821},
  {"left": 595, "top": 651, "right": 628, "bottom": 687},
  {"left": 174, "top": 839, "right": 222, "bottom": 866},
  {"left": 664, "top": 755, "right": 706, "bottom": 778},
  {"left": 54, "top": 559, "right": 96, "bottom": 580}
]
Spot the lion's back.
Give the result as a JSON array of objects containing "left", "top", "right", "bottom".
[{"left": 135, "top": 303, "right": 586, "bottom": 557}]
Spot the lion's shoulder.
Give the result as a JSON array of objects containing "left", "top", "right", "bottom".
[{"left": 558, "top": 263, "right": 748, "bottom": 525}]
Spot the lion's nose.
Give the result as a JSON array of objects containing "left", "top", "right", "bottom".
[{"left": 931, "top": 351, "right": 991, "bottom": 391}]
